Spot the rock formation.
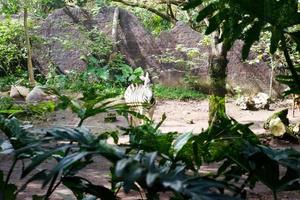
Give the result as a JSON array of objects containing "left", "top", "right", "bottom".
[
  {"left": 33, "top": 7, "right": 93, "bottom": 74},
  {"left": 32, "top": 6, "right": 285, "bottom": 95},
  {"left": 157, "top": 22, "right": 285, "bottom": 95}
]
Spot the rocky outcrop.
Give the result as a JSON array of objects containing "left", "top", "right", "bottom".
[
  {"left": 33, "top": 7, "right": 284, "bottom": 95},
  {"left": 33, "top": 6, "right": 163, "bottom": 74},
  {"left": 33, "top": 7, "right": 94, "bottom": 74},
  {"left": 157, "top": 22, "right": 284, "bottom": 96},
  {"left": 94, "top": 7, "right": 163, "bottom": 72}
]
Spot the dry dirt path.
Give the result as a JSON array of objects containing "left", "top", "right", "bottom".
[
  {"left": 42, "top": 99, "right": 300, "bottom": 135},
  {"left": 154, "top": 99, "right": 300, "bottom": 134}
]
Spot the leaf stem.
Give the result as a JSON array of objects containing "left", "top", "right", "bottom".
[
  {"left": 5, "top": 159, "right": 17, "bottom": 188},
  {"left": 45, "top": 173, "right": 59, "bottom": 199}
]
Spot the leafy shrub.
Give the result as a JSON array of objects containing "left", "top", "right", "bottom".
[
  {"left": 1, "top": 108, "right": 300, "bottom": 199},
  {"left": 0, "top": 20, "right": 26, "bottom": 76},
  {"left": 45, "top": 29, "right": 145, "bottom": 92},
  {"left": 154, "top": 84, "right": 207, "bottom": 100},
  {"left": 131, "top": 7, "right": 172, "bottom": 36},
  {"left": 0, "top": 97, "right": 56, "bottom": 119}
]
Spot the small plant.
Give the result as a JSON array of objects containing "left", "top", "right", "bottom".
[
  {"left": 154, "top": 84, "right": 207, "bottom": 100},
  {"left": 184, "top": 74, "right": 211, "bottom": 94},
  {"left": 0, "top": 19, "right": 26, "bottom": 76},
  {"left": 0, "top": 97, "right": 56, "bottom": 119}
]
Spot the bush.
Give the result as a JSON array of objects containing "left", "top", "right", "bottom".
[
  {"left": 154, "top": 84, "right": 207, "bottom": 100},
  {"left": 0, "top": 20, "right": 26, "bottom": 76}
]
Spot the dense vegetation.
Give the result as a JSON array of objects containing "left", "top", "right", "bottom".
[{"left": 0, "top": 0, "right": 300, "bottom": 200}]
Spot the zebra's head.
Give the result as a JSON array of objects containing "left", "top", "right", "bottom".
[{"left": 140, "top": 72, "right": 151, "bottom": 87}]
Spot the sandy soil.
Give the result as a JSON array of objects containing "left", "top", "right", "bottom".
[{"left": 1, "top": 99, "right": 300, "bottom": 200}]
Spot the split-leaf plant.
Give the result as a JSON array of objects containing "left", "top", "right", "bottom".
[{"left": 183, "top": 0, "right": 300, "bottom": 95}]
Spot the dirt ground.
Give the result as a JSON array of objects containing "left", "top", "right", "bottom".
[{"left": 1, "top": 99, "right": 300, "bottom": 200}]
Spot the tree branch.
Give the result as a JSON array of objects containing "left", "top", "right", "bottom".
[{"left": 112, "top": 0, "right": 178, "bottom": 24}]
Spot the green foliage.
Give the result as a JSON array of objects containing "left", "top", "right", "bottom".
[
  {"left": 131, "top": 7, "right": 172, "bottom": 36},
  {"left": 51, "top": 86, "right": 128, "bottom": 126},
  {"left": 2, "top": 109, "right": 300, "bottom": 199},
  {"left": 0, "top": 97, "right": 56, "bottom": 119},
  {"left": 0, "top": 85, "right": 300, "bottom": 199},
  {"left": 0, "top": 20, "right": 26, "bottom": 76},
  {"left": 0, "top": 115, "right": 123, "bottom": 199},
  {"left": 184, "top": 0, "right": 300, "bottom": 55},
  {"left": 45, "top": 30, "right": 145, "bottom": 92},
  {"left": 86, "top": 29, "right": 113, "bottom": 63},
  {"left": 154, "top": 84, "right": 207, "bottom": 100},
  {"left": 0, "top": 0, "right": 20, "bottom": 15},
  {"left": 0, "top": 171, "right": 17, "bottom": 200},
  {"left": 184, "top": 0, "right": 300, "bottom": 95},
  {"left": 33, "top": 0, "right": 66, "bottom": 17}
]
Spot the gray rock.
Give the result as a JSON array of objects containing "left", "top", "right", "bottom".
[
  {"left": 94, "top": 7, "right": 163, "bottom": 72},
  {"left": 9, "top": 86, "right": 30, "bottom": 101},
  {"left": 26, "top": 86, "right": 56, "bottom": 103},
  {"left": 32, "top": 8, "right": 285, "bottom": 95},
  {"left": 236, "top": 92, "right": 270, "bottom": 110},
  {"left": 158, "top": 69, "right": 185, "bottom": 87},
  {"left": 33, "top": 6, "right": 163, "bottom": 74},
  {"left": 33, "top": 7, "right": 93, "bottom": 74},
  {"left": 157, "top": 22, "right": 285, "bottom": 95},
  {"left": 235, "top": 96, "right": 255, "bottom": 110},
  {"left": 252, "top": 92, "right": 270, "bottom": 110}
]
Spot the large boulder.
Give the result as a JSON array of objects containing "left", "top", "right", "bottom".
[
  {"left": 26, "top": 86, "right": 56, "bottom": 103},
  {"left": 33, "top": 7, "right": 284, "bottom": 95},
  {"left": 157, "top": 22, "right": 285, "bottom": 96},
  {"left": 33, "top": 7, "right": 94, "bottom": 74},
  {"left": 33, "top": 6, "right": 163, "bottom": 74},
  {"left": 94, "top": 7, "right": 163, "bottom": 72},
  {"left": 156, "top": 22, "right": 210, "bottom": 78},
  {"left": 9, "top": 86, "right": 30, "bottom": 101}
]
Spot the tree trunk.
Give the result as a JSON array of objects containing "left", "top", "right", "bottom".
[
  {"left": 112, "top": 7, "right": 119, "bottom": 50},
  {"left": 208, "top": 31, "right": 228, "bottom": 125},
  {"left": 269, "top": 54, "right": 274, "bottom": 97},
  {"left": 24, "top": 3, "right": 35, "bottom": 85}
]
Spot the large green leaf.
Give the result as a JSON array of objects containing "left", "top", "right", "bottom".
[
  {"left": 0, "top": 171, "right": 17, "bottom": 200},
  {"left": 270, "top": 27, "right": 281, "bottom": 54},
  {"left": 182, "top": 0, "right": 203, "bottom": 10},
  {"left": 242, "top": 21, "right": 265, "bottom": 60},
  {"left": 21, "top": 145, "right": 71, "bottom": 178},
  {"left": 196, "top": 2, "right": 218, "bottom": 22},
  {"left": 205, "top": 10, "right": 228, "bottom": 35},
  {"left": 43, "top": 152, "right": 91, "bottom": 187},
  {"left": 172, "top": 132, "right": 193, "bottom": 157},
  {"left": 63, "top": 176, "right": 117, "bottom": 200}
]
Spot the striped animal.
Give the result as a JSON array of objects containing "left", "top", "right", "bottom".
[{"left": 124, "top": 72, "right": 156, "bottom": 126}]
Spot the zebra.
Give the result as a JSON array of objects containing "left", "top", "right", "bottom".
[{"left": 124, "top": 72, "right": 156, "bottom": 126}]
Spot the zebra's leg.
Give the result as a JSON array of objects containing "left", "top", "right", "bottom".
[{"left": 292, "top": 94, "right": 295, "bottom": 117}]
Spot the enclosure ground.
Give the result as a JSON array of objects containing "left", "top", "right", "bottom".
[{"left": 1, "top": 99, "right": 300, "bottom": 200}]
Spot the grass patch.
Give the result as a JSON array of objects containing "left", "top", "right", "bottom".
[{"left": 154, "top": 85, "right": 207, "bottom": 100}]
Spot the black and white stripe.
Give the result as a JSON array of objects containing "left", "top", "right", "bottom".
[{"left": 124, "top": 72, "right": 155, "bottom": 126}]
